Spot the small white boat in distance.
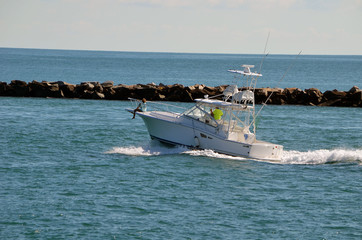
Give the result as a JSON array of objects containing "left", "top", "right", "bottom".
[{"left": 127, "top": 65, "right": 283, "bottom": 161}]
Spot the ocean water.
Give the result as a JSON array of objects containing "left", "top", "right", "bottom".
[{"left": 1, "top": 48, "right": 362, "bottom": 239}]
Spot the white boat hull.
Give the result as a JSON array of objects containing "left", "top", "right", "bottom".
[{"left": 137, "top": 111, "right": 283, "bottom": 161}]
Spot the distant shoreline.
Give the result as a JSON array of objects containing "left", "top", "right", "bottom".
[{"left": 1, "top": 80, "right": 361, "bottom": 107}]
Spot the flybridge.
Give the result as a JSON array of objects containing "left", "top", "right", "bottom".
[
  {"left": 194, "top": 98, "right": 254, "bottom": 111},
  {"left": 228, "top": 65, "right": 262, "bottom": 77}
]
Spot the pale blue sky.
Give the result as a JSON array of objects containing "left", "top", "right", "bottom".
[{"left": 0, "top": 0, "right": 361, "bottom": 54}]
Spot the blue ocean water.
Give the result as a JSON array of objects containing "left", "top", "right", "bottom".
[{"left": 1, "top": 48, "right": 362, "bottom": 239}]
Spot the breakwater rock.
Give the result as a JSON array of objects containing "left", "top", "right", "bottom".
[{"left": 1, "top": 80, "right": 361, "bottom": 107}]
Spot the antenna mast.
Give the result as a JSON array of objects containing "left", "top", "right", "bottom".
[
  {"left": 251, "top": 50, "right": 303, "bottom": 131},
  {"left": 253, "top": 31, "right": 271, "bottom": 133}
]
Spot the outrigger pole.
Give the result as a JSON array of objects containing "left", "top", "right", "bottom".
[
  {"left": 250, "top": 50, "right": 303, "bottom": 131},
  {"left": 253, "top": 31, "right": 270, "bottom": 133},
  {"left": 257, "top": 31, "right": 270, "bottom": 75}
]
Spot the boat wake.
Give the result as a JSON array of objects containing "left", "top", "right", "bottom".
[
  {"left": 184, "top": 148, "right": 362, "bottom": 165},
  {"left": 106, "top": 144, "right": 362, "bottom": 165},
  {"left": 105, "top": 143, "right": 188, "bottom": 156},
  {"left": 183, "top": 149, "right": 248, "bottom": 161},
  {"left": 281, "top": 148, "right": 362, "bottom": 165}
]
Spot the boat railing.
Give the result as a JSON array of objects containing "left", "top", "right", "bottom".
[{"left": 128, "top": 98, "right": 187, "bottom": 114}]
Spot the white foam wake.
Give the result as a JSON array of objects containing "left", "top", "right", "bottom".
[
  {"left": 184, "top": 148, "right": 362, "bottom": 165},
  {"left": 185, "top": 148, "right": 362, "bottom": 165},
  {"left": 106, "top": 144, "right": 248, "bottom": 160},
  {"left": 281, "top": 148, "right": 362, "bottom": 165},
  {"left": 106, "top": 144, "right": 362, "bottom": 165},
  {"left": 105, "top": 144, "right": 188, "bottom": 156},
  {"left": 183, "top": 149, "right": 247, "bottom": 161}
]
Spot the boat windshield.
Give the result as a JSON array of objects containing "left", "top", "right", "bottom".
[
  {"left": 184, "top": 104, "right": 211, "bottom": 119},
  {"left": 183, "top": 104, "right": 217, "bottom": 124},
  {"left": 188, "top": 100, "right": 252, "bottom": 126},
  {"left": 184, "top": 105, "right": 203, "bottom": 119}
]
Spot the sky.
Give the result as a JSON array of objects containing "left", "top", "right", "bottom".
[{"left": 0, "top": 0, "right": 361, "bottom": 55}]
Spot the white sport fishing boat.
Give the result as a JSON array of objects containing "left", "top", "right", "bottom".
[{"left": 127, "top": 65, "right": 283, "bottom": 160}]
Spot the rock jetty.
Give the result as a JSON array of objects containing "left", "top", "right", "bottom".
[{"left": 0, "top": 80, "right": 361, "bottom": 107}]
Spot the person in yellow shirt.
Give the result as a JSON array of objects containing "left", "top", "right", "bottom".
[{"left": 210, "top": 107, "right": 223, "bottom": 120}]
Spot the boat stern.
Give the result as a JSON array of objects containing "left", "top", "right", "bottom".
[{"left": 249, "top": 142, "right": 283, "bottom": 161}]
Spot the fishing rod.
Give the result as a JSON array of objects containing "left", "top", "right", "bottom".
[
  {"left": 257, "top": 31, "right": 270, "bottom": 75},
  {"left": 251, "top": 50, "right": 303, "bottom": 130},
  {"left": 251, "top": 32, "right": 270, "bottom": 132}
]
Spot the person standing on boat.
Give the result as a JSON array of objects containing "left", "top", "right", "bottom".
[
  {"left": 210, "top": 107, "right": 223, "bottom": 120},
  {"left": 132, "top": 98, "right": 147, "bottom": 119}
]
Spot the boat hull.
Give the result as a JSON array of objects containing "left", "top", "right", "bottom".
[{"left": 137, "top": 111, "right": 283, "bottom": 161}]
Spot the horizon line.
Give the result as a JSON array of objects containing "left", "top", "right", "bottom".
[{"left": 1, "top": 46, "right": 361, "bottom": 56}]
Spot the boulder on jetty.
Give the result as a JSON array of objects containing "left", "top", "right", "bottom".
[{"left": 0, "top": 80, "right": 361, "bottom": 107}]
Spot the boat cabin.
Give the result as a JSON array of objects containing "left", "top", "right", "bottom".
[{"left": 182, "top": 98, "right": 255, "bottom": 144}]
